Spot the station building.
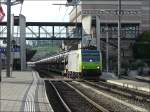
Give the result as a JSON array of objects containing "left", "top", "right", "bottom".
[{"left": 69, "top": 0, "right": 150, "bottom": 71}]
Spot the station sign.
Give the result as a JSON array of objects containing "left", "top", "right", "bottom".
[
  {"left": 81, "top": 9, "right": 106, "bottom": 15},
  {"left": 81, "top": 9, "right": 140, "bottom": 16},
  {"left": 0, "top": 48, "right": 20, "bottom": 53}
]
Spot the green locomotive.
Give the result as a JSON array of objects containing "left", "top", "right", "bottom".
[
  {"left": 65, "top": 49, "right": 102, "bottom": 79},
  {"left": 32, "top": 49, "right": 102, "bottom": 80}
]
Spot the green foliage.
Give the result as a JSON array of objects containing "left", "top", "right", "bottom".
[
  {"left": 26, "top": 49, "right": 37, "bottom": 61},
  {"left": 137, "top": 31, "right": 150, "bottom": 42},
  {"left": 133, "top": 31, "right": 150, "bottom": 62},
  {"left": 13, "top": 48, "right": 37, "bottom": 70},
  {"left": 129, "top": 63, "right": 138, "bottom": 70},
  {"left": 32, "top": 43, "right": 61, "bottom": 55},
  {"left": 129, "top": 60, "right": 144, "bottom": 70}
]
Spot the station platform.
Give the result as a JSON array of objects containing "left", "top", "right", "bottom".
[
  {"left": 107, "top": 79, "right": 150, "bottom": 93},
  {"left": 0, "top": 71, "right": 53, "bottom": 112},
  {"left": 135, "top": 76, "right": 150, "bottom": 83}
]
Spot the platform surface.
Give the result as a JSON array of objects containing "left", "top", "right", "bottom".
[
  {"left": 107, "top": 79, "right": 150, "bottom": 92},
  {"left": 136, "top": 76, "right": 150, "bottom": 82},
  {"left": 0, "top": 71, "right": 53, "bottom": 112}
]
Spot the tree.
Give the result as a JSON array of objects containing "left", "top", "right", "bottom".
[
  {"left": 133, "top": 31, "right": 150, "bottom": 64},
  {"left": 26, "top": 48, "right": 37, "bottom": 61},
  {"left": 13, "top": 48, "right": 37, "bottom": 70}
]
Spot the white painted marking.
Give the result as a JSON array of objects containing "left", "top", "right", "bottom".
[
  {"left": 73, "top": 81, "right": 149, "bottom": 112},
  {"left": 107, "top": 80, "right": 150, "bottom": 92},
  {"left": 24, "top": 71, "right": 38, "bottom": 112}
]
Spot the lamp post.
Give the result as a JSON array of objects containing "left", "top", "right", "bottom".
[
  {"left": 96, "top": 15, "right": 100, "bottom": 51},
  {"left": 117, "top": 0, "right": 121, "bottom": 78},
  {"left": 6, "top": 0, "right": 11, "bottom": 77},
  {"left": 106, "top": 25, "right": 109, "bottom": 72}
]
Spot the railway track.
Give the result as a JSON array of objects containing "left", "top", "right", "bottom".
[
  {"left": 84, "top": 80, "right": 150, "bottom": 102},
  {"left": 121, "top": 75, "right": 150, "bottom": 83},
  {"left": 136, "top": 77, "right": 150, "bottom": 83},
  {"left": 45, "top": 80, "right": 67, "bottom": 112},
  {"left": 69, "top": 80, "right": 149, "bottom": 112},
  {"left": 45, "top": 80, "right": 109, "bottom": 112},
  {"left": 40, "top": 70, "right": 149, "bottom": 112},
  {"left": 39, "top": 70, "right": 149, "bottom": 102},
  {"left": 36, "top": 68, "right": 63, "bottom": 79}
]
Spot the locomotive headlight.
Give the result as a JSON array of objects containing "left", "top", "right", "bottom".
[
  {"left": 90, "top": 59, "right": 93, "bottom": 62},
  {"left": 97, "top": 66, "right": 100, "bottom": 69},
  {"left": 83, "top": 66, "right": 85, "bottom": 69}
]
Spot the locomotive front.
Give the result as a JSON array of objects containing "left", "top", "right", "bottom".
[{"left": 81, "top": 50, "right": 102, "bottom": 80}]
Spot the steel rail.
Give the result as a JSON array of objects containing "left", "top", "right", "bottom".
[
  {"left": 72, "top": 80, "right": 148, "bottom": 112},
  {"left": 63, "top": 81, "right": 109, "bottom": 112},
  {"left": 49, "top": 81, "right": 72, "bottom": 112}
]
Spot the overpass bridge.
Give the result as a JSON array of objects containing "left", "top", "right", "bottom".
[
  {"left": 0, "top": 21, "right": 82, "bottom": 41},
  {"left": 0, "top": 21, "right": 82, "bottom": 71}
]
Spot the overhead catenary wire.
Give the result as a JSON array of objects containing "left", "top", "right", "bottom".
[
  {"left": 62, "top": 7, "right": 70, "bottom": 22},
  {"left": 56, "top": 5, "right": 70, "bottom": 37},
  {"left": 57, "top": 1, "right": 70, "bottom": 22}
]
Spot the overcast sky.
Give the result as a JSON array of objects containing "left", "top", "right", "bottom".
[{"left": 1, "top": 1, "right": 72, "bottom": 22}]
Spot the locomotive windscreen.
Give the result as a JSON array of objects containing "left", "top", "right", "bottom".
[{"left": 82, "top": 50, "right": 100, "bottom": 62}]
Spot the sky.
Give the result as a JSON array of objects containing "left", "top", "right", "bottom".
[
  {"left": 1, "top": 0, "right": 73, "bottom": 22},
  {"left": 0, "top": 0, "right": 73, "bottom": 46}
]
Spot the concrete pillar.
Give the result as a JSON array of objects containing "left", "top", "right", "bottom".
[
  {"left": 96, "top": 16, "right": 100, "bottom": 51},
  {"left": 19, "top": 14, "right": 26, "bottom": 71}
]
